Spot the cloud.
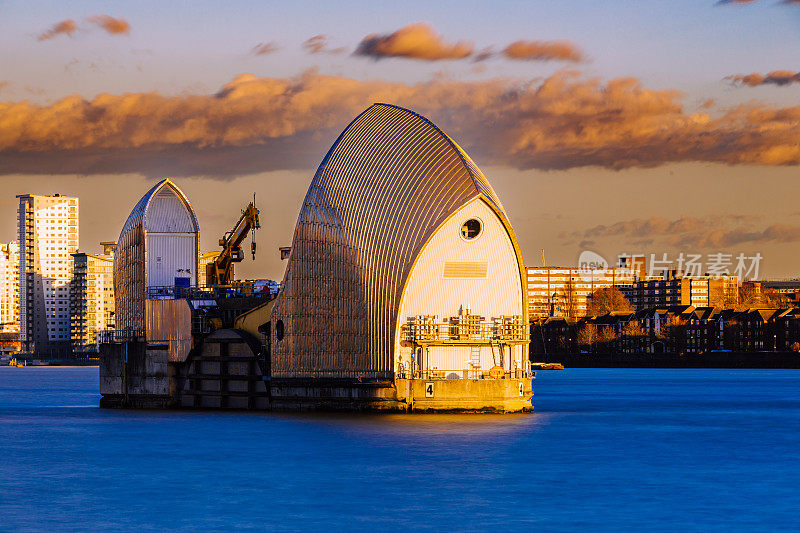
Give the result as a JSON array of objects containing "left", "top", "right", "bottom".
[
  {"left": 472, "top": 47, "right": 495, "bottom": 62},
  {"left": 574, "top": 215, "right": 800, "bottom": 248},
  {"left": 302, "top": 35, "right": 346, "bottom": 55},
  {"left": 502, "top": 40, "right": 585, "bottom": 62},
  {"left": 2, "top": 70, "right": 800, "bottom": 177},
  {"left": 252, "top": 42, "right": 279, "bottom": 55},
  {"left": 87, "top": 15, "right": 130, "bottom": 35},
  {"left": 355, "top": 23, "right": 473, "bottom": 61},
  {"left": 726, "top": 70, "right": 800, "bottom": 87},
  {"left": 38, "top": 19, "right": 77, "bottom": 41}
]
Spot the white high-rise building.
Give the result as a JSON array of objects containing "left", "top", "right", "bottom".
[
  {"left": 0, "top": 241, "right": 20, "bottom": 332},
  {"left": 17, "top": 194, "right": 79, "bottom": 356}
]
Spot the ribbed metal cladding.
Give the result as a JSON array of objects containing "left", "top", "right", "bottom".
[
  {"left": 270, "top": 103, "right": 526, "bottom": 379},
  {"left": 114, "top": 179, "right": 199, "bottom": 333}
]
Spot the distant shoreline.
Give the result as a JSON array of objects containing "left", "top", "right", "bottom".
[
  {"left": 2, "top": 361, "right": 99, "bottom": 367},
  {"left": 543, "top": 351, "right": 800, "bottom": 369}
]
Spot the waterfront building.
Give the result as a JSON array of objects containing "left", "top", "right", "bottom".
[
  {"left": 17, "top": 194, "right": 79, "bottom": 356},
  {"left": 0, "top": 242, "right": 20, "bottom": 333},
  {"left": 70, "top": 243, "right": 116, "bottom": 354},
  {"left": 114, "top": 179, "right": 199, "bottom": 333},
  {"left": 530, "top": 305, "right": 800, "bottom": 356},
  {"left": 0, "top": 241, "right": 21, "bottom": 357},
  {"left": 526, "top": 266, "right": 637, "bottom": 319},
  {"left": 623, "top": 273, "right": 738, "bottom": 310},
  {"left": 270, "top": 103, "right": 530, "bottom": 385}
]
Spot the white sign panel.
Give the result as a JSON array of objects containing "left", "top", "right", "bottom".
[{"left": 425, "top": 382, "right": 434, "bottom": 398}]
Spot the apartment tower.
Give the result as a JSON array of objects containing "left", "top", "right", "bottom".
[
  {"left": 70, "top": 242, "right": 116, "bottom": 354},
  {"left": 0, "top": 242, "right": 20, "bottom": 333},
  {"left": 17, "top": 194, "right": 79, "bottom": 356}
]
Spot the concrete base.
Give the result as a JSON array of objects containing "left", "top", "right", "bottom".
[
  {"left": 99, "top": 341, "right": 176, "bottom": 409},
  {"left": 395, "top": 378, "right": 533, "bottom": 413},
  {"left": 268, "top": 377, "right": 533, "bottom": 413},
  {"left": 269, "top": 379, "right": 407, "bottom": 412},
  {"left": 100, "top": 336, "right": 534, "bottom": 413}
]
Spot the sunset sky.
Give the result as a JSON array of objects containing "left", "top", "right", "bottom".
[{"left": 2, "top": 0, "right": 800, "bottom": 280}]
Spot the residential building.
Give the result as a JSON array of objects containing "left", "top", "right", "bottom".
[
  {"left": 17, "top": 194, "right": 79, "bottom": 356},
  {"left": 0, "top": 241, "right": 20, "bottom": 332},
  {"left": 623, "top": 272, "right": 738, "bottom": 310},
  {"left": 530, "top": 305, "right": 800, "bottom": 356},
  {"left": 526, "top": 266, "right": 637, "bottom": 319},
  {"left": 70, "top": 243, "right": 115, "bottom": 354}
]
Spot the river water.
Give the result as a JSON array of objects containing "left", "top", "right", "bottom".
[{"left": 1, "top": 367, "right": 798, "bottom": 532}]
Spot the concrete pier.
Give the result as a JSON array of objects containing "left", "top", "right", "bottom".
[{"left": 99, "top": 337, "right": 534, "bottom": 413}]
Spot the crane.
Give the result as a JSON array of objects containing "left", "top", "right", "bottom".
[{"left": 206, "top": 198, "right": 260, "bottom": 286}]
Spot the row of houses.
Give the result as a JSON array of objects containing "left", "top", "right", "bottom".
[{"left": 531, "top": 305, "right": 800, "bottom": 355}]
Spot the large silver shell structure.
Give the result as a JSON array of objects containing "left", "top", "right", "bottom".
[
  {"left": 114, "top": 179, "right": 199, "bottom": 333},
  {"left": 270, "top": 104, "right": 527, "bottom": 379}
]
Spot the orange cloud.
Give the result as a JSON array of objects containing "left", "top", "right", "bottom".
[
  {"left": 87, "top": 15, "right": 130, "bottom": 35},
  {"left": 726, "top": 70, "right": 800, "bottom": 87},
  {"left": 38, "top": 19, "right": 77, "bottom": 41},
  {"left": 355, "top": 23, "right": 473, "bottom": 61},
  {"left": 252, "top": 42, "right": 279, "bottom": 55},
  {"left": 576, "top": 215, "right": 800, "bottom": 248},
  {"left": 302, "top": 35, "right": 346, "bottom": 55},
  {"left": 2, "top": 71, "right": 800, "bottom": 177},
  {"left": 502, "top": 40, "right": 585, "bottom": 62}
]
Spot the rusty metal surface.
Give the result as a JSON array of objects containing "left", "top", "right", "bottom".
[
  {"left": 270, "top": 104, "right": 527, "bottom": 379},
  {"left": 146, "top": 299, "right": 193, "bottom": 362}
]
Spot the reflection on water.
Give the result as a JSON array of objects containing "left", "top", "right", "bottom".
[
  {"left": 1, "top": 367, "right": 799, "bottom": 531},
  {"left": 274, "top": 411, "right": 551, "bottom": 436}
]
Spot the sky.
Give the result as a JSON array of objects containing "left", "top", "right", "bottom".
[{"left": 1, "top": 0, "right": 800, "bottom": 281}]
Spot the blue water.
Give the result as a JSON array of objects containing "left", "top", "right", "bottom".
[{"left": 1, "top": 368, "right": 799, "bottom": 532}]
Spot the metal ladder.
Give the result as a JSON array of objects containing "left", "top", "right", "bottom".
[{"left": 469, "top": 345, "right": 481, "bottom": 378}]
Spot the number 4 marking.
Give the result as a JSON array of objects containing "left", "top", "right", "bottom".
[
  {"left": 425, "top": 382, "right": 434, "bottom": 398},
  {"left": 518, "top": 382, "right": 524, "bottom": 397}
]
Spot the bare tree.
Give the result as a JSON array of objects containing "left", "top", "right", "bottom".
[
  {"left": 622, "top": 321, "right": 645, "bottom": 338},
  {"left": 710, "top": 284, "right": 738, "bottom": 309},
  {"left": 737, "top": 283, "right": 762, "bottom": 310},
  {"left": 763, "top": 288, "right": 791, "bottom": 309},
  {"left": 554, "top": 278, "right": 578, "bottom": 318},
  {"left": 587, "top": 287, "right": 634, "bottom": 316},
  {"left": 596, "top": 325, "right": 618, "bottom": 353},
  {"left": 577, "top": 323, "right": 597, "bottom": 351}
]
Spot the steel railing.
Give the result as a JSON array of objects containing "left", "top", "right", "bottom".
[
  {"left": 400, "top": 315, "right": 529, "bottom": 344},
  {"left": 97, "top": 329, "right": 145, "bottom": 343},
  {"left": 146, "top": 285, "right": 275, "bottom": 300}
]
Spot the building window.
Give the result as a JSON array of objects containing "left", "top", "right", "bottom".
[{"left": 460, "top": 218, "right": 482, "bottom": 241}]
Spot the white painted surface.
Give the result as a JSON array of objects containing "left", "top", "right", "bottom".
[
  {"left": 146, "top": 234, "right": 197, "bottom": 288},
  {"left": 395, "top": 198, "right": 524, "bottom": 374}
]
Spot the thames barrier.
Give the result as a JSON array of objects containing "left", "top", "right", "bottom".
[{"left": 99, "top": 104, "right": 534, "bottom": 412}]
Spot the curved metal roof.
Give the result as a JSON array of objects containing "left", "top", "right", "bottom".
[
  {"left": 118, "top": 178, "right": 199, "bottom": 238},
  {"left": 271, "top": 103, "right": 526, "bottom": 378}
]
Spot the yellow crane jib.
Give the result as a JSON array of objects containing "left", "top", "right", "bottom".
[{"left": 207, "top": 200, "right": 260, "bottom": 286}]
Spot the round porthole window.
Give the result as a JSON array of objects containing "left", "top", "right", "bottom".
[
  {"left": 460, "top": 218, "right": 482, "bottom": 240},
  {"left": 276, "top": 319, "right": 285, "bottom": 341}
]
